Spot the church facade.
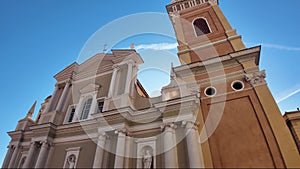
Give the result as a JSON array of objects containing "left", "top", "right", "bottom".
[{"left": 3, "top": 0, "right": 300, "bottom": 168}]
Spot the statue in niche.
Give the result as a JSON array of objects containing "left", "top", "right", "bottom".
[
  {"left": 67, "top": 154, "right": 76, "bottom": 169},
  {"left": 142, "top": 149, "right": 153, "bottom": 169}
]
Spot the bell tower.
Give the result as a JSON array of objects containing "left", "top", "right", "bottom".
[
  {"left": 167, "top": 0, "right": 300, "bottom": 168},
  {"left": 167, "top": 0, "right": 246, "bottom": 64}
]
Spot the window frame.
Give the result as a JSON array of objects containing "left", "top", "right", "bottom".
[
  {"left": 64, "top": 105, "right": 77, "bottom": 124},
  {"left": 192, "top": 17, "right": 212, "bottom": 37},
  {"left": 79, "top": 97, "right": 93, "bottom": 120},
  {"left": 97, "top": 98, "right": 105, "bottom": 113}
]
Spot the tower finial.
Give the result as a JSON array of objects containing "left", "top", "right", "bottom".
[
  {"left": 26, "top": 101, "right": 37, "bottom": 119},
  {"left": 170, "top": 63, "right": 176, "bottom": 80}
]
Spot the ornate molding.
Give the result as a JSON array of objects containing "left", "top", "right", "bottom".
[{"left": 244, "top": 70, "right": 266, "bottom": 87}]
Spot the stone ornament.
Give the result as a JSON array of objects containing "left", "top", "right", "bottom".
[{"left": 244, "top": 70, "right": 266, "bottom": 87}]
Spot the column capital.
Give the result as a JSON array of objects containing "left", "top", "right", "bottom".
[
  {"left": 7, "top": 144, "right": 14, "bottom": 149},
  {"left": 161, "top": 123, "right": 177, "bottom": 132},
  {"left": 115, "top": 128, "right": 128, "bottom": 136},
  {"left": 112, "top": 65, "right": 120, "bottom": 70},
  {"left": 40, "top": 141, "right": 52, "bottom": 149},
  {"left": 30, "top": 141, "right": 37, "bottom": 146},
  {"left": 244, "top": 70, "right": 266, "bottom": 87},
  {"left": 66, "top": 78, "right": 72, "bottom": 84},
  {"left": 98, "top": 132, "right": 109, "bottom": 141},
  {"left": 181, "top": 120, "right": 200, "bottom": 130},
  {"left": 126, "top": 60, "right": 135, "bottom": 66},
  {"left": 12, "top": 144, "right": 21, "bottom": 150}
]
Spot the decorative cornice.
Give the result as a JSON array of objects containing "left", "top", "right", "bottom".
[
  {"left": 168, "top": 0, "right": 211, "bottom": 13},
  {"left": 175, "top": 46, "right": 261, "bottom": 73}
]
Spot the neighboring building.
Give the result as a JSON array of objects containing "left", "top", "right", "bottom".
[
  {"left": 2, "top": 0, "right": 300, "bottom": 168},
  {"left": 284, "top": 111, "right": 300, "bottom": 154}
]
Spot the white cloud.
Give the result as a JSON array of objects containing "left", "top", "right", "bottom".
[
  {"left": 262, "top": 43, "right": 300, "bottom": 51},
  {"left": 246, "top": 42, "right": 300, "bottom": 51},
  {"left": 276, "top": 88, "right": 300, "bottom": 104},
  {"left": 135, "top": 43, "right": 178, "bottom": 51}
]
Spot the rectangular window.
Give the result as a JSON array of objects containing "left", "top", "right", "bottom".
[
  {"left": 80, "top": 98, "right": 93, "bottom": 120},
  {"left": 68, "top": 108, "right": 76, "bottom": 123},
  {"left": 98, "top": 101, "right": 104, "bottom": 113}
]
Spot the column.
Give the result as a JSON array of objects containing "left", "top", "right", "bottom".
[
  {"left": 2, "top": 145, "right": 14, "bottom": 168},
  {"left": 114, "top": 130, "right": 127, "bottom": 168},
  {"left": 23, "top": 142, "right": 37, "bottom": 168},
  {"left": 93, "top": 133, "right": 107, "bottom": 168},
  {"left": 184, "top": 121, "right": 204, "bottom": 168},
  {"left": 102, "top": 137, "right": 111, "bottom": 168},
  {"left": 56, "top": 81, "right": 71, "bottom": 112},
  {"left": 44, "top": 143, "right": 55, "bottom": 168},
  {"left": 44, "top": 85, "right": 59, "bottom": 113},
  {"left": 108, "top": 66, "right": 119, "bottom": 98},
  {"left": 124, "top": 136, "right": 132, "bottom": 168},
  {"left": 130, "top": 64, "right": 138, "bottom": 98},
  {"left": 163, "top": 124, "right": 179, "bottom": 168},
  {"left": 8, "top": 145, "right": 20, "bottom": 168},
  {"left": 35, "top": 141, "right": 50, "bottom": 168},
  {"left": 124, "top": 61, "right": 134, "bottom": 94}
]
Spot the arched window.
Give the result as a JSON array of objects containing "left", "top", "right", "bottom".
[
  {"left": 193, "top": 18, "right": 211, "bottom": 36},
  {"left": 80, "top": 98, "right": 92, "bottom": 120}
]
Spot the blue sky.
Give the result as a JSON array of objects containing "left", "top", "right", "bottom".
[{"left": 1, "top": 0, "right": 300, "bottom": 165}]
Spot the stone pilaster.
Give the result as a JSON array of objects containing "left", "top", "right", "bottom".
[
  {"left": 182, "top": 121, "right": 204, "bottom": 168},
  {"left": 124, "top": 135, "right": 132, "bottom": 168},
  {"left": 2, "top": 145, "right": 14, "bottom": 168},
  {"left": 22, "top": 141, "right": 38, "bottom": 168},
  {"left": 35, "top": 141, "right": 51, "bottom": 168},
  {"left": 44, "top": 85, "right": 59, "bottom": 113},
  {"left": 44, "top": 143, "right": 55, "bottom": 168},
  {"left": 7, "top": 145, "right": 20, "bottom": 168},
  {"left": 108, "top": 65, "right": 120, "bottom": 98},
  {"left": 114, "top": 129, "right": 127, "bottom": 168},
  {"left": 125, "top": 61, "right": 134, "bottom": 94},
  {"left": 93, "top": 133, "right": 107, "bottom": 168},
  {"left": 161, "top": 123, "right": 179, "bottom": 168},
  {"left": 56, "top": 81, "right": 71, "bottom": 112}
]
